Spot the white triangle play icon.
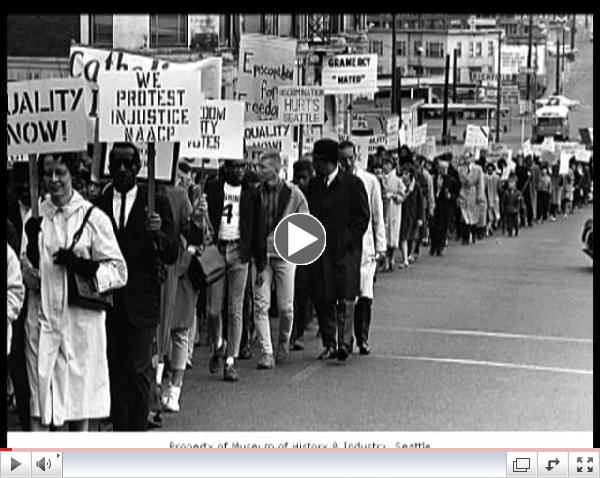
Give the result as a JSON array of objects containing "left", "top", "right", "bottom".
[{"left": 288, "top": 221, "right": 318, "bottom": 256}]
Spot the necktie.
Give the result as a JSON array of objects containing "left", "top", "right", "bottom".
[{"left": 119, "top": 193, "right": 127, "bottom": 231}]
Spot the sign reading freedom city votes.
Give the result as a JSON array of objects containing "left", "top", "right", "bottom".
[
  {"left": 179, "top": 100, "right": 245, "bottom": 159},
  {"left": 98, "top": 70, "right": 201, "bottom": 143},
  {"left": 277, "top": 86, "right": 325, "bottom": 125},
  {"left": 70, "top": 46, "right": 222, "bottom": 118},
  {"left": 464, "top": 124, "right": 490, "bottom": 148},
  {"left": 7, "top": 78, "right": 88, "bottom": 156},
  {"left": 321, "top": 54, "right": 377, "bottom": 95},
  {"left": 237, "top": 34, "right": 297, "bottom": 121}
]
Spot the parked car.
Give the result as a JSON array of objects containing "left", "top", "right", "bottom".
[{"left": 581, "top": 218, "right": 593, "bottom": 260}]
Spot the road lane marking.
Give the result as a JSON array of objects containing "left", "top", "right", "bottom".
[
  {"left": 373, "top": 354, "right": 593, "bottom": 376},
  {"left": 290, "top": 362, "right": 322, "bottom": 385},
  {"left": 372, "top": 326, "right": 593, "bottom": 344}
]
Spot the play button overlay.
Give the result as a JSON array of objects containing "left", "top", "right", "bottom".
[
  {"left": 274, "top": 213, "right": 326, "bottom": 265},
  {"left": 11, "top": 458, "right": 21, "bottom": 471}
]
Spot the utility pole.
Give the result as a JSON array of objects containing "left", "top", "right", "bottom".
[
  {"left": 495, "top": 30, "right": 502, "bottom": 143},
  {"left": 391, "top": 13, "right": 397, "bottom": 114},
  {"left": 555, "top": 38, "right": 560, "bottom": 94},
  {"left": 442, "top": 53, "right": 450, "bottom": 145},
  {"left": 561, "top": 26, "right": 566, "bottom": 94},
  {"left": 571, "top": 14, "right": 576, "bottom": 50},
  {"left": 452, "top": 48, "right": 458, "bottom": 126},
  {"left": 525, "top": 15, "right": 533, "bottom": 102}
]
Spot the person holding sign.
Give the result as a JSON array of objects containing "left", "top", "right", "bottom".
[
  {"left": 306, "top": 139, "right": 369, "bottom": 363},
  {"left": 204, "top": 159, "right": 261, "bottom": 382},
  {"left": 21, "top": 152, "right": 128, "bottom": 431},
  {"left": 96, "top": 143, "right": 178, "bottom": 431},
  {"left": 252, "top": 152, "right": 309, "bottom": 369}
]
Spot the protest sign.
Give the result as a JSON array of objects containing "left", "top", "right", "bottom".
[
  {"left": 559, "top": 150, "right": 573, "bottom": 175},
  {"left": 301, "top": 125, "right": 324, "bottom": 156},
  {"left": 180, "top": 100, "right": 245, "bottom": 159},
  {"left": 411, "top": 124, "right": 428, "bottom": 148},
  {"left": 100, "top": 142, "right": 179, "bottom": 183},
  {"left": 575, "top": 150, "right": 592, "bottom": 163},
  {"left": 97, "top": 70, "right": 202, "bottom": 143},
  {"left": 464, "top": 124, "right": 490, "bottom": 149},
  {"left": 421, "top": 136, "right": 437, "bottom": 159},
  {"left": 69, "top": 45, "right": 221, "bottom": 118},
  {"left": 244, "top": 121, "right": 294, "bottom": 155},
  {"left": 321, "top": 54, "right": 378, "bottom": 95},
  {"left": 7, "top": 78, "right": 88, "bottom": 156},
  {"left": 237, "top": 34, "right": 297, "bottom": 121},
  {"left": 386, "top": 115, "right": 400, "bottom": 149},
  {"left": 541, "top": 136, "right": 555, "bottom": 152},
  {"left": 368, "top": 134, "right": 387, "bottom": 155},
  {"left": 349, "top": 135, "right": 370, "bottom": 169},
  {"left": 522, "top": 139, "right": 532, "bottom": 157},
  {"left": 7, "top": 154, "right": 28, "bottom": 169},
  {"left": 277, "top": 86, "right": 325, "bottom": 125}
]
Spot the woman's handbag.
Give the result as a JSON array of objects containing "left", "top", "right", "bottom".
[
  {"left": 67, "top": 206, "right": 114, "bottom": 311},
  {"left": 197, "top": 244, "right": 226, "bottom": 286}
]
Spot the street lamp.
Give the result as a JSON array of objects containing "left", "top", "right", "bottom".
[{"left": 416, "top": 45, "right": 424, "bottom": 93}]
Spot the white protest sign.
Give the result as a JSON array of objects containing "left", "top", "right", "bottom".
[
  {"left": 301, "top": 125, "right": 324, "bottom": 156},
  {"left": 237, "top": 34, "right": 297, "bottom": 121},
  {"left": 368, "top": 134, "right": 387, "bottom": 155},
  {"left": 277, "top": 86, "right": 325, "bottom": 125},
  {"left": 464, "top": 124, "right": 490, "bottom": 148},
  {"left": 399, "top": 124, "right": 407, "bottom": 147},
  {"left": 386, "top": 115, "right": 400, "bottom": 149},
  {"left": 422, "top": 136, "right": 438, "bottom": 159},
  {"left": 180, "top": 100, "right": 245, "bottom": 159},
  {"left": 7, "top": 78, "right": 88, "bottom": 155},
  {"left": 97, "top": 70, "right": 202, "bottom": 143},
  {"left": 559, "top": 151, "right": 573, "bottom": 175},
  {"left": 321, "top": 54, "right": 378, "bottom": 95},
  {"left": 101, "top": 142, "right": 178, "bottom": 182},
  {"left": 541, "top": 136, "right": 555, "bottom": 152},
  {"left": 575, "top": 150, "right": 592, "bottom": 163},
  {"left": 244, "top": 121, "right": 294, "bottom": 155},
  {"left": 69, "top": 45, "right": 221, "bottom": 118},
  {"left": 412, "top": 124, "right": 428, "bottom": 148},
  {"left": 349, "top": 135, "right": 370, "bottom": 169},
  {"left": 522, "top": 139, "right": 533, "bottom": 157}
]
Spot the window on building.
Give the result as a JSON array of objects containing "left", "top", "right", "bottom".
[
  {"left": 488, "top": 40, "right": 494, "bottom": 57},
  {"left": 455, "top": 42, "right": 462, "bottom": 57},
  {"left": 398, "top": 40, "right": 406, "bottom": 56},
  {"left": 90, "top": 14, "right": 113, "bottom": 45},
  {"left": 150, "top": 14, "right": 188, "bottom": 47},
  {"left": 370, "top": 40, "right": 384, "bottom": 56},
  {"left": 469, "top": 41, "right": 474, "bottom": 57},
  {"left": 426, "top": 42, "right": 444, "bottom": 58},
  {"left": 476, "top": 41, "right": 482, "bottom": 56},
  {"left": 262, "top": 14, "right": 278, "bottom": 35},
  {"left": 414, "top": 40, "right": 422, "bottom": 56}
]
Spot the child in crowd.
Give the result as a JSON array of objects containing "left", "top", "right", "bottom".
[{"left": 502, "top": 173, "right": 523, "bottom": 237}]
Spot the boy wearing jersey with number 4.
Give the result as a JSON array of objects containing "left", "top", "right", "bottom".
[{"left": 204, "top": 159, "right": 260, "bottom": 381}]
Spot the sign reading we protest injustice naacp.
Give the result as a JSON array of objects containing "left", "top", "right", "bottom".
[
  {"left": 7, "top": 77, "right": 88, "bottom": 155},
  {"left": 179, "top": 100, "right": 245, "bottom": 159},
  {"left": 237, "top": 34, "right": 298, "bottom": 121},
  {"left": 97, "top": 70, "right": 201, "bottom": 143},
  {"left": 277, "top": 86, "right": 325, "bottom": 125},
  {"left": 69, "top": 45, "right": 221, "bottom": 118},
  {"left": 321, "top": 54, "right": 378, "bottom": 95}
]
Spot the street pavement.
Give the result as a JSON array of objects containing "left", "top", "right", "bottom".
[{"left": 159, "top": 20, "right": 594, "bottom": 433}]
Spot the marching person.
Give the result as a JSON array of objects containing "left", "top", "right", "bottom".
[
  {"left": 485, "top": 163, "right": 501, "bottom": 235},
  {"left": 252, "top": 152, "right": 309, "bottom": 369},
  {"left": 502, "top": 173, "right": 523, "bottom": 237},
  {"left": 205, "top": 159, "right": 260, "bottom": 381},
  {"left": 7, "top": 242, "right": 25, "bottom": 357},
  {"left": 457, "top": 151, "right": 485, "bottom": 245},
  {"left": 339, "top": 141, "right": 386, "bottom": 355},
  {"left": 414, "top": 155, "right": 435, "bottom": 257},
  {"left": 430, "top": 155, "right": 460, "bottom": 256},
  {"left": 290, "top": 159, "right": 315, "bottom": 351},
  {"left": 536, "top": 166, "right": 553, "bottom": 223},
  {"left": 96, "top": 143, "right": 178, "bottom": 431},
  {"left": 399, "top": 163, "right": 424, "bottom": 267},
  {"left": 22, "top": 152, "right": 128, "bottom": 431},
  {"left": 381, "top": 155, "right": 405, "bottom": 271},
  {"left": 306, "top": 139, "right": 369, "bottom": 363}
]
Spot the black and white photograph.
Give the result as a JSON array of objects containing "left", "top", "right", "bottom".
[{"left": 6, "top": 13, "right": 593, "bottom": 436}]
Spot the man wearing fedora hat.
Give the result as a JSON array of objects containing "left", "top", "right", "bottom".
[{"left": 305, "top": 139, "right": 370, "bottom": 362}]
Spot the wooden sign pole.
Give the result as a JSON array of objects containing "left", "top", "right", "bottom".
[
  {"left": 28, "top": 154, "right": 39, "bottom": 218},
  {"left": 147, "top": 142, "right": 156, "bottom": 214},
  {"left": 91, "top": 119, "right": 101, "bottom": 182}
]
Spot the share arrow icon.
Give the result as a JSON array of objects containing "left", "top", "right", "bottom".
[{"left": 545, "top": 458, "right": 560, "bottom": 471}]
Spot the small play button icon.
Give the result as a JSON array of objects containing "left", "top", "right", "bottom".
[
  {"left": 11, "top": 458, "right": 21, "bottom": 471},
  {"left": 274, "top": 213, "right": 326, "bottom": 265}
]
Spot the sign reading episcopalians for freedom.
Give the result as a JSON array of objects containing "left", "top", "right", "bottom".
[
  {"left": 7, "top": 78, "right": 88, "bottom": 155},
  {"left": 237, "top": 34, "right": 297, "bottom": 121},
  {"left": 321, "top": 54, "right": 377, "bottom": 95},
  {"left": 277, "top": 86, "right": 325, "bottom": 125},
  {"left": 97, "top": 70, "right": 201, "bottom": 143},
  {"left": 464, "top": 124, "right": 490, "bottom": 148},
  {"left": 69, "top": 45, "right": 221, "bottom": 118},
  {"left": 180, "top": 100, "right": 245, "bottom": 159}
]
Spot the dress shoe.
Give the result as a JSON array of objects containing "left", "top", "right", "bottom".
[
  {"left": 336, "top": 347, "right": 349, "bottom": 362},
  {"left": 223, "top": 363, "right": 239, "bottom": 382},
  {"left": 358, "top": 343, "right": 371, "bottom": 355},
  {"left": 257, "top": 353, "right": 275, "bottom": 369},
  {"left": 318, "top": 347, "right": 337, "bottom": 360},
  {"left": 208, "top": 341, "right": 226, "bottom": 374},
  {"left": 292, "top": 337, "right": 305, "bottom": 351},
  {"left": 238, "top": 346, "right": 253, "bottom": 360}
]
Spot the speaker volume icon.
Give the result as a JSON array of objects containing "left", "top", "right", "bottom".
[{"left": 36, "top": 457, "right": 52, "bottom": 471}]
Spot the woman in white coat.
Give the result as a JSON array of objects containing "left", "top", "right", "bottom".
[
  {"left": 380, "top": 155, "right": 405, "bottom": 271},
  {"left": 21, "top": 152, "right": 127, "bottom": 431}
]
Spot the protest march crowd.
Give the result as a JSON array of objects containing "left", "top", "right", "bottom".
[{"left": 6, "top": 138, "right": 593, "bottom": 433}]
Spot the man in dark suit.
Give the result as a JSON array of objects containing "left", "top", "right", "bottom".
[
  {"left": 96, "top": 142, "right": 178, "bottom": 431},
  {"left": 306, "top": 139, "right": 370, "bottom": 363},
  {"left": 430, "top": 154, "right": 460, "bottom": 256}
]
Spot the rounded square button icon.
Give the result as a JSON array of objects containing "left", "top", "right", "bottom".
[
  {"left": 507, "top": 452, "right": 537, "bottom": 477},
  {"left": 569, "top": 452, "right": 600, "bottom": 477},
  {"left": 1, "top": 452, "right": 32, "bottom": 477},
  {"left": 538, "top": 452, "right": 568, "bottom": 477}
]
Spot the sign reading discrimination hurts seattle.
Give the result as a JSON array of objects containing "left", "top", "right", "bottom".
[
  {"left": 97, "top": 70, "right": 202, "bottom": 143},
  {"left": 277, "top": 86, "right": 325, "bottom": 125},
  {"left": 7, "top": 78, "right": 88, "bottom": 156}
]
